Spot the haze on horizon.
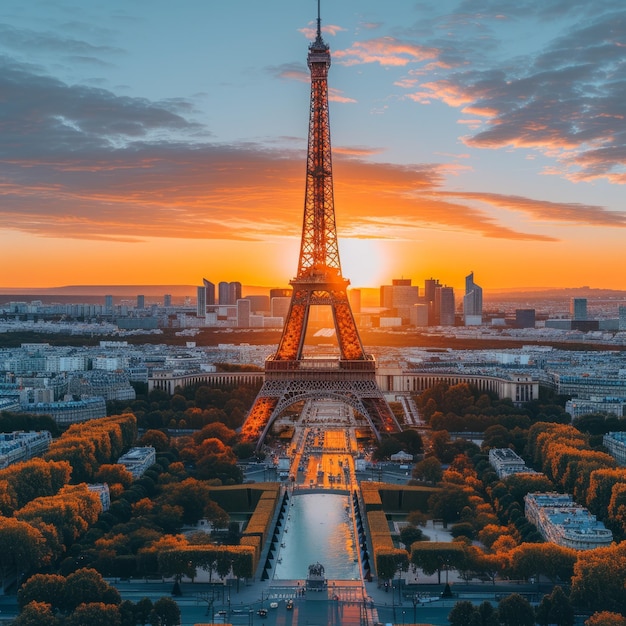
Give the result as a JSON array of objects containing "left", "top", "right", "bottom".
[{"left": 1, "top": 0, "right": 625, "bottom": 293}]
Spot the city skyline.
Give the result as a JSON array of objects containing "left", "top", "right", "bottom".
[{"left": 1, "top": 1, "right": 625, "bottom": 291}]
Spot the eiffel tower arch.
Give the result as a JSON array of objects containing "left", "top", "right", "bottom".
[{"left": 240, "top": 7, "right": 402, "bottom": 449}]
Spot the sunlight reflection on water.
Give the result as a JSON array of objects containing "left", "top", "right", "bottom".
[{"left": 272, "top": 492, "right": 360, "bottom": 581}]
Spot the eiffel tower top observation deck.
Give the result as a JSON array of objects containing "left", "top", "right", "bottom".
[{"left": 240, "top": 5, "right": 401, "bottom": 447}]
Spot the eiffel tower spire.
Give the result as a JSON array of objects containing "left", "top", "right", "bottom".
[{"left": 241, "top": 7, "right": 401, "bottom": 447}]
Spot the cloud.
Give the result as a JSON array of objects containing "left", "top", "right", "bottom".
[
  {"left": 334, "top": 37, "right": 440, "bottom": 67},
  {"left": 438, "top": 191, "right": 626, "bottom": 227},
  {"left": 298, "top": 24, "right": 346, "bottom": 40},
  {"left": 407, "top": 8, "right": 626, "bottom": 183},
  {"left": 0, "top": 50, "right": 605, "bottom": 247}
]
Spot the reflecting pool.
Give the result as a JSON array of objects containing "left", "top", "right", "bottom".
[{"left": 273, "top": 492, "right": 360, "bottom": 581}]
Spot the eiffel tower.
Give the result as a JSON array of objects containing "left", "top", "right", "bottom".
[{"left": 241, "top": 5, "right": 401, "bottom": 448}]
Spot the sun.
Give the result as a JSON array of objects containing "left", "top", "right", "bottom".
[{"left": 339, "top": 238, "right": 389, "bottom": 288}]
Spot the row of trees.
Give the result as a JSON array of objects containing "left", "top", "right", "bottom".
[
  {"left": 16, "top": 567, "right": 180, "bottom": 626},
  {"left": 108, "top": 383, "right": 261, "bottom": 432}
]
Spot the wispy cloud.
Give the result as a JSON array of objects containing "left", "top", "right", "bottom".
[
  {"left": 402, "top": 8, "right": 626, "bottom": 183},
  {"left": 334, "top": 37, "right": 440, "bottom": 67}
]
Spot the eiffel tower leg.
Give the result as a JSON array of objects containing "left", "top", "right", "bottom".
[{"left": 240, "top": 391, "right": 279, "bottom": 445}]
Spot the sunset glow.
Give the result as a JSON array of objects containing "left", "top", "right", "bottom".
[{"left": 1, "top": 1, "right": 625, "bottom": 292}]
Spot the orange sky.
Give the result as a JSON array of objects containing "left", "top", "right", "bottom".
[{"left": 1, "top": 1, "right": 625, "bottom": 293}]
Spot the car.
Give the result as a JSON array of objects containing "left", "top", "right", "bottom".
[
  {"left": 257, "top": 609, "right": 268, "bottom": 617},
  {"left": 270, "top": 602, "right": 278, "bottom": 609},
  {"left": 286, "top": 599, "right": 294, "bottom": 610}
]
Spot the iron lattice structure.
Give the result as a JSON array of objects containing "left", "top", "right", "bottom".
[{"left": 241, "top": 13, "right": 401, "bottom": 448}]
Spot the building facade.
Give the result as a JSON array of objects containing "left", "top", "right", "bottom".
[{"left": 524, "top": 492, "right": 612, "bottom": 550}]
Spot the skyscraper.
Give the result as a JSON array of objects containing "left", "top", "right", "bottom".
[
  {"left": 218, "top": 281, "right": 230, "bottom": 305},
  {"left": 424, "top": 278, "right": 440, "bottom": 325},
  {"left": 380, "top": 279, "right": 419, "bottom": 324},
  {"left": 196, "top": 285, "right": 206, "bottom": 317},
  {"left": 516, "top": 309, "right": 536, "bottom": 328},
  {"left": 203, "top": 279, "right": 215, "bottom": 306},
  {"left": 136, "top": 295, "right": 145, "bottom": 309},
  {"left": 229, "top": 281, "right": 242, "bottom": 305},
  {"left": 571, "top": 298, "right": 588, "bottom": 321},
  {"left": 463, "top": 271, "right": 483, "bottom": 325},
  {"left": 435, "top": 285, "right": 455, "bottom": 326},
  {"left": 163, "top": 294, "right": 172, "bottom": 307}
]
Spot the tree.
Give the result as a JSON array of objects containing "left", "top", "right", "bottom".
[
  {"left": 62, "top": 568, "right": 121, "bottom": 613},
  {"left": 571, "top": 543, "right": 626, "bottom": 615},
  {"left": 150, "top": 597, "right": 181, "bottom": 626},
  {"left": 66, "top": 602, "right": 122, "bottom": 626},
  {"left": 427, "top": 484, "right": 471, "bottom": 525},
  {"left": 497, "top": 593, "right": 535, "bottom": 626},
  {"left": 0, "top": 518, "right": 51, "bottom": 588},
  {"left": 13, "top": 601, "right": 60, "bottom": 626},
  {"left": 134, "top": 597, "right": 154, "bottom": 625},
  {"left": 412, "top": 457, "right": 443, "bottom": 484},
  {"left": 448, "top": 599, "right": 480, "bottom": 626},
  {"left": 585, "top": 612, "right": 626, "bottom": 626},
  {"left": 18, "top": 573, "right": 66, "bottom": 611},
  {"left": 400, "top": 524, "right": 424, "bottom": 549},
  {"left": 411, "top": 542, "right": 465, "bottom": 584},
  {"left": 535, "top": 586, "right": 574, "bottom": 626},
  {"left": 477, "top": 600, "right": 499, "bottom": 626}
]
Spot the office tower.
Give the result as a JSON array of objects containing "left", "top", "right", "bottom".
[
  {"left": 163, "top": 294, "right": 172, "bottom": 307},
  {"left": 229, "top": 281, "right": 242, "bottom": 305},
  {"left": 236, "top": 298, "right": 251, "bottom": 328},
  {"left": 516, "top": 309, "right": 536, "bottom": 328},
  {"left": 196, "top": 285, "right": 206, "bottom": 317},
  {"left": 218, "top": 281, "right": 230, "bottom": 305},
  {"left": 424, "top": 278, "right": 440, "bottom": 325},
  {"left": 435, "top": 285, "right": 455, "bottom": 326},
  {"left": 271, "top": 296, "right": 291, "bottom": 320},
  {"left": 136, "top": 295, "right": 145, "bottom": 309},
  {"left": 463, "top": 271, "right": 483, "bottom": 325},
  {"left": 571, "top": 298, "right": 588, "bottom": 321},
  {"left": 619, "top": 306, "right": 626, "bottom": 331},
  {"left": 244, "top": 295, "right": 270, "bottom": 313},
  {"left": 380, "top": 279, "right": 419, "bottom": 323},
  {"left": 410, "top": 304, "right": 429, "bottom": 327},
  {"left": 104, "top": 295, "right": 113, "bottom": 312},
  {"left": 203, "top": 279, "right": 215, "bottom": 305}
]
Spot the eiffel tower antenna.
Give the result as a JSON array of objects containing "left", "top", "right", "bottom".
[
  {"left": 241, "top": 6, "right": 401, "bottom": 448},
  {"left": 316, "top": 0, "right": 322, "bottom": 40}
]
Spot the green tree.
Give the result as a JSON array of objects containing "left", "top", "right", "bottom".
[
  {"left": 400, "top": 524, "right": 424, "bottom": 549},
  {"left": 427, "top": 484, "right": 471, "bottom": 525},
  {"left": 497, "top": 593, "right": 535, "bottom": 626},
  {"left": 149, "top": 597, "right": 181, "bottom": 626},
  {"left": 535, "top": 586, "right": 574, "bottom": 626},
  {"left": 412, "top": 457, "right": 443, "bottom": 484},
  {"left": 62, "top": 568, "right": 121, "bottom": 613},
  {"left": 411, "top": 542, "right": 465, "bottom": 584},
  {"left": 134, "top": 597, "right": 154, "bottom": 625},
  {"left": 448, "top": 599, "right": 480, "bottom": 626}
]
